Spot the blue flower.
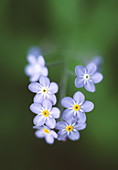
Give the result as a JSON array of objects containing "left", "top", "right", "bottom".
[
  {"left": 75, "top": 63, "right": 103, "bottom": 92},
  {"left": 56, "top": 118, "right": 86, "bottom": 141},
  {"left": 61, "top": 91, "right": 94, "bottom": 121},
  {"left": 34, "top": 125, "right": 57, "bottom": 144},
  {"left": 25, "top": 54, "right": 48, "bottom": 82},
  {"left": 30, "top": 99, "right": 60, "bottom": 128},
  {"left": 29, "top": 76, "right": 58, "bottom": 105}
]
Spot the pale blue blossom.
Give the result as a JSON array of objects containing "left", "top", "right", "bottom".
[
  {"left": 56, "top": 118, "right": 86, "bottom": 141},
  {"left": 29, "top": 76, "right": 58, "bottom": 105},
  {"left": 75, "top": 63, "right": 103, "bottom": 92},
  {"left": 30, "top": 99, "right": 60, "bottom": 128},
  {"left": 34, "top": 125, "right": 57, "bottom": 144},
  {"left": 25, "top": 54, "right": 48, "bottom": 82},
  {"left": 61, "top": 91, "right": 94, "bottom": 121}
]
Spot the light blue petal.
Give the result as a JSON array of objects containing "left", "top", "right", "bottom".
[
  {"left": 45, "top": 134, "right": 54, "bottom": 144},
  {"left": 55, "top": 121, "right": 67, "bottom": 130},
  {"left": 77, "top": 112, "right": 86, "bottom": 123},
  {"left": 47, "top": 94, "right": 57, "bottom": 105},
  {"left": 30, "top": 74, "right": 40, "bottom": 82},
  {"left": 75, "top": 123, "right": 86, "bottom": 130},
  {"left": 91, "top": 72, "right": 103, "bottom": 84},
  {"left": 33, "top": 115, "right": 45, "bottom": 126},
  {"left": 46, "top": 117, "right": 56, "bottom": 129},
  {"left": 86, "top": 63, "right": 97, "bottom": 75},
  {"left": 33, "top": 93, "right": 44, "bottom": 103},
  {"left": 62, "top": 109, "right": 74, "bottom": 120},
  {"left": 66, "top": 118, "right": 77, "bottom": 125},
  {"left": 57, "top": 130, "right": 67, "bottom": 141},
  {"left": 37, "top": 56, "right": 45, "bottom": 66},
  {"left": 25, "top": 65, "right": 34, "bottom": 76},
  {"left": 75, "top": 77, "right": 84, "bottom": 88},
  {"left": 49, "top": 82, "right": 58, "bottom": 94},
  {"left": 75, "top": 65, "right": 85, "bottom": 76},
  {"left": 27, "top": 55, "right": 36, "bottom": 64},
  {"left": 33, "top": 126, "right": 43, "bottom": 130},
  {"left": 61, "top": 97, "right": 74, "bottom": 108},
  {"left": 81, "top": 101, "right": 94, "bottom": 112},
  {"left": 39, "top": 76, "right": 50, "bottom": 87},
  {"left": 35, "top": 129, "right": 45, "bottom": 138},
  {"left": 28, "top": 82, "right": 41, "bottom": 93},
  {"left": 42, "top": 99, "right": 52, "bottom": 110},
  {"left": 73, "top": 91, "right": 85, "bottom": 105},
  {"left": 51, "top": 130, "right": 57, "bottom": 138},
  {"left": 50, "top": 107, "right": 60, "bottom": 118},
  {"left": 68, "top": 131, "right": 80, "bottom": 141},
  {"left": 30, "top": 103, "right": 42, "bottom": 114},
  {"left": 40, "top": 67, "right": 48, "bottom": 77},
  {"left": 84, "top": 81, "right": 96, "bottom": 92}
]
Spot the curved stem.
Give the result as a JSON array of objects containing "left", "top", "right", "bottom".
[{"left": 46, "top": 61, "right": 63, "bottom": 67}]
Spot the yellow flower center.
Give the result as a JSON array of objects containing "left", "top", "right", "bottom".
[
  {"left": 43, "top": 128, "right": 50, "bottom": 133},
  {"left": 42, "top": 88, "right": 48, "bottom": 93},
  {"left": 65, "top": 125, "right": 74, "bottom": 132},
  {"left": 42, "top": 110, "right": 50, "bottom": 117},
  {"left": 73, "top": 104, "right": 81, "bottom": 111}
]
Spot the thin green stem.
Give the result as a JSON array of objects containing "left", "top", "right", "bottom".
[
  {"left": 58, "top": 65, "right": 68, "bottom": 120},
  {"left": 46, "top": 61, "right": 63, "bottom": 67},
  {"left": 66, "top": 70, "right": 76, "bottom": 77}
]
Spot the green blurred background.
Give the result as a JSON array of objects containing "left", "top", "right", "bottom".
[{"left": 0, "top": 0, "right": 118, "bottom": 169}]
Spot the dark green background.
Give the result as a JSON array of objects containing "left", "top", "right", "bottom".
[{"left": 0, "top": 0, "right": 118, "bottom": 169}]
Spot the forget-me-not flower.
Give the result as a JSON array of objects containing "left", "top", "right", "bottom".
[
  {"left": 34, "top": 125, "right": 57, "bottom": 144},
  {"left": 30, "top": 99, "right": 60, "bottom": 128},
  {"left": 61, "top": 91, "right": 94, "bottom": 121},
  {"left": 29, "top": 76, "right": 58, "bottom": 105},
  {"left": 75, "top": 63, "right": 103, "bottom": 92},
  {"left": 56, "top": 118, "right": 86, "bottom": 141},
  {"left": 25, "top": 54, "right": 48, "bottom": 82}
]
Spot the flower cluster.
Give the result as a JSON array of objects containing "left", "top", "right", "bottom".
[{"left": 25, "top": 47, "right": 103, "bottom": 144}]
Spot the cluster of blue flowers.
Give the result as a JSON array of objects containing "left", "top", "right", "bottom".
[{"left": 25, "top": 47, "right": 103, "bottom": 144}]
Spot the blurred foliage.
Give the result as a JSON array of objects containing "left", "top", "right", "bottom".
[{"left": 0, "top": 0, "right": 118, "bottom": 170}]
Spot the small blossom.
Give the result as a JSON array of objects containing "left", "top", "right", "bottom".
[
  {"left": 61, "top": 91, "right": 94, "bottom": 121},
  {"left": 75, "top": 63, "right": 103, "bottom": 92},
  {"left": 29, "top": 76, "right": 58, "bottom": 105},
  {"left": 25, "top": 54, "right": 48, "bottom": 82},
  {"left": 34, "top": 125, "right": 57, "bottom": 144},
  {"left": 56, "top": 118, "right": 86, "bottom": 141},
  {"left": 30, "top": 100, "right": 60, "bottom": 128}
]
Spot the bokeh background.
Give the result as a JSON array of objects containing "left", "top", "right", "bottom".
[{"left": 0, "top": 0, "right": 118, "bottom": 169}]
